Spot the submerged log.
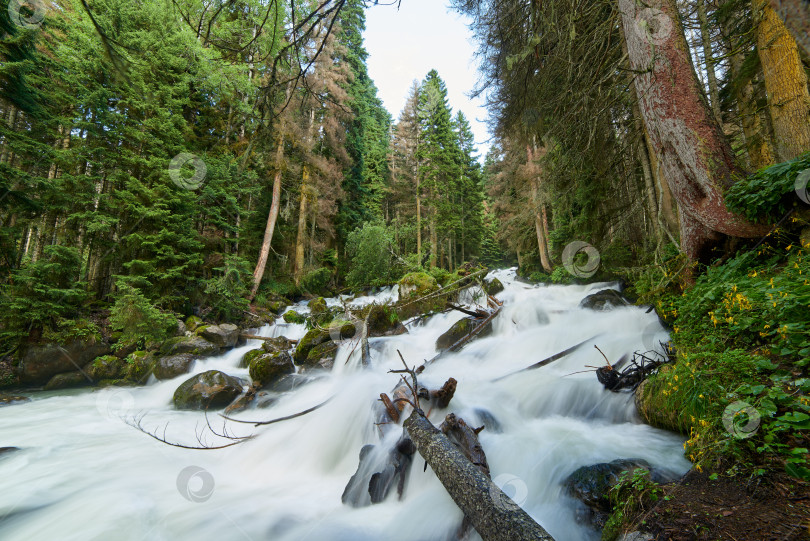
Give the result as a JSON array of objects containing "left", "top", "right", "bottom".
[
  {"left": 404, "top": 410, "right": 554, "bottom": 541},
  {"left": 431, "top": 378, "right": 457, "bottom": 409}
]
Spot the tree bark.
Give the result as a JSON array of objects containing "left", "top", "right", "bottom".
[
  {"left": 527, "top": 145, "right": 552, "bottom": 273},
  {"left": 767, "top": 0, "right": 810, "bottom": 57},
  {"left": 294, "top": 164, "right": 310, "bottom": 285},
  {"left": 756, "top": 0, "right": 810, "bottom": 162},
  {"left": 619, "top": 0, "right": 768, "bottom": 261},
  {"left": 249, "top": 134, "right": 285, "bottom": 301},
  {"left": 697, "top": 0, "right": 722, "bottom": 124},
  {"left": 404, "top": 410, "right": 554, "bottom": 541}
]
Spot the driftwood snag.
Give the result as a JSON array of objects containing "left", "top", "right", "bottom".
[
  {"left": 404, "top": 410, "right": 554, "bottom": 541},
  {"left": 431, "top": 378, "right": 457, "bottom": 409}
]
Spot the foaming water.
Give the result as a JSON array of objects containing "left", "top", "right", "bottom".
[{"left": 0, "top": 270, "right": 689, "bottom": 541}]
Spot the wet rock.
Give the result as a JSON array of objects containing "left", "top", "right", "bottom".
[
  {"left": 579, "top": 289, "right": 630, "bottom": 311},
  {"left": 249, "top": 351, "right": 295, "bottom": 388},
  {"left": 0, "top": 394, "right": 30, "bottom": 407},
  {"left": 308, "top": 297, "right": 328, "bottom": 314},
  {"left": 17, "top": 339, "right": 111, "bottom": 385},
  {"left": 267, "top": 373, "right": 319, "bottom": 393},
  {"left": 261, "top": 337, "right": 293, "bottom": 354},
  {"left": 483, "top": 277, "right": 504, "bottom": 296},
  {"left": 435, "top": 316, "right": 493, "bottom": 352},
  {"left": 198, "top": 323, "right": 239, "bottom": 348},
  {"left": 173, "top": 370, "right": 244, "bottom": 410},
  {"left": 176, "top": 319, "right": 187, "bottom": 336},
  {"left": 282, "top": 310, "right": 306, "bottom": 324},
  {"left": 85, "top": 355, "right": 126, "bottom": 381},
  {"left": 255, "top": 391, "right": 279, "bottom": 409},
  {"left": 564, "top": 459, "right": 672, "bottom": 529},
  {"left": 124, "top": 351, "right": 154, "bottom": 383},
  {"left": 0, "top": 446, "right": 20, "bottom": 457},
  {"left": 303, "top": 341, "right": 339, "bottom": 370},
  {"left": 240, "top": 348, "right": 264, "bottom": 369},
  {"left": 153, "top": 354, "right": 197, "bottom": 380},
  {"left": 159, "top": 335, "right": 220, "bottom": 357},
  {"left": 364, "top": 305, "right": 408, "bottom": 337},
  {"left": 44, "top": 371, "right": 91, "bottom": 391},
  {"left": 342, "top": 444, "right": 377, "bottom": 507},
  {"left": 293, "top": 328, "right": 333, "bottom": 365}
]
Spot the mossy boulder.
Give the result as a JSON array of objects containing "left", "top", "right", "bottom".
[
  {"left": 44, "top": 371, "right": 91, "bottom": 391},
  {"left": 159, "top": 335, "right": 221, "bottom": 357},
  {"left": 124, "top": 351, "right": 153, "bottom": 383},
  {"left": 185, "top": 315, "right": 204, "bottom": 332},
  {"left": 282, "top": 310, "right": 306, "bottom": 324},
  {"left": 579, "top": 289, "right": 630, "bottom": 311},
  {"left": 198, "top": 323, "right": 239, "bottom": 348},
  {"left": 153, "top": 354, "right": 197, "bottom": 380},
  {"left": 363, "top": 304, "right": 407, "bottom": 337},
  {"left": 435, "top": 316, "right": 493, "bottom": 352},
  {"left": 261, "top": 336, "right": 293, "bottom": 354},
  {"left": 17, "top": 339, "right": 111, "bottom": 385},
  {"left": 293, "top": 328, "right": 333, "bottom": 365},
  {"left": 240, "top": 348, "right": 265, "bottom": 369},
  {"left": 482, "top": 277, "right": 504, "bottom": 296},
  {"left": 308, "top": 297, "right": 328, "bottom": 314},
  {"left": 634, "top": 374, "right": 687, "bottom": 433},
  {"left": 173, "top": 370, "right": 244, "bottom": 410},
  {"left": 302, "top": 341, "right": 339, "bottom": 370},
  {"left": 85, "top": 355, "right": 126, "bottom": 381},
  {"left": 266, "top": 300, "right": 285, "bottom": 314},
  {"left": 249, "top": 351, "right": 295, "bottom": 387},
  {"left": 398, "top": 272, "right": 439, "bottom": 299}
]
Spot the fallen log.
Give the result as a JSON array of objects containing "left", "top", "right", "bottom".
[
  {"left": 431, "top": 378, "right": 457, "bottom": 409},
  {"left": 404, "top": 409, "right": 554, "bottom": 541},
  {"left": 241, "top": 333, "right": 299, "bottom": 344}
]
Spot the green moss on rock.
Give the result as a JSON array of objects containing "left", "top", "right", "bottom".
[
  {"left": 293, "top": 328, "right": 332, "bottom": 365},
  {"left": 249, "top": 351, "right": 295, "bottom": 387},
  {"left": 240, "top": 348, "right": 265, "bottom": 369},
  {"left": 173, "top": 370, "right": 243, "bottom": 410},
  {"left": 282, "top": 310, "right": 306, "bottom": 324},
  {"left": 86, "top": 355, "right": 126, "bottom": 381},
  {"left": 185, "top": 315, "right": 203, "bottom": 332},
  {"left": 398, "top": 272, "right": 439, "bottom": 298},
  {"left": 308, "top": 297, "right": 328, "bottom": 314},
  {"left": 124, "top": 351, "right": 153, "bottom": 383}
]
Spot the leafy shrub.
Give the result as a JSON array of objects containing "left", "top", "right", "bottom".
[
  {"left": 550, "top": 266, "right": 572, "bottom": 284},
  {"left": 603, "top": 469, "right": 664, "bottom": 541},
  {"left": 726, "top": 153, "right": 810, "bottom": 222},
  {"left": 529, "top": 271, "right": 548, "bottom": 282},
  {"left": 300, "top": 267, "right": 332, "bottom": 295},
  {"left": 346, "top": 223, "right": 394, "bottom": 289},
  {"left": 109, "top": 280, "right": 176, "bottom": 351}
]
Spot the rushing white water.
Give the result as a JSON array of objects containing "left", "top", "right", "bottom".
[{"left": 0, "top": 270, "right": 690, "bottom": 541}]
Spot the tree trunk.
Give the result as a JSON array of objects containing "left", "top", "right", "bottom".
[
  {"left": 429, "top": 198, "right": 437, "bottom": 268},
  {"left": 697, "top": 0, "right": 722, "bottom": 124},
  {"left": 249, "top": 134, "right": 285, "bottom": 301},
  {"left": 294, "top": 164, "right": 310, "bottom": 285},
  {"left": 404, "top": 410, "right": 554, "bottom": 541},
  {"left": 767, "top": 0, "right": 810, "bottom": 57},
  {"left": 756, "top": 0, "right": 810, "bottom": 162},
  {"left": 527, "top": 145, "right": 552, "bottom": 273},
  {"left": 416, "top": 173, "right": 422, "bottom": 263},
  {"left": 619, "top": 0, "right": 768, "bottom": 261}
]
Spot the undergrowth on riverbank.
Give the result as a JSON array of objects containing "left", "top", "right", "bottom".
[{"left": 632, "top": 218, "right": 810, "bottom": 478}]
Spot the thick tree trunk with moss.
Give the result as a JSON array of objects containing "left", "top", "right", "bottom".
[
  {"left": 294, "top": 164, "right": 310, "bottom": 286},
  {"left": 767, "top": 0, "right": 810, "bottom": 57},
  {"left": 527, "top": 145, "right": 552, "bottom": 273},
  {"left": 756, "top": 0, "right": 810, "bottom": 162},
  {"left": 619, "top": 0, "right": 767, "bottom": 260}
]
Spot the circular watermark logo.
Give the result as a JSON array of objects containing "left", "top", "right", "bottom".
[
  {"left": 8, "top": 0, "right": 45, "bottom": 29},
  {"left": 722, "top": 401, "right": 761, "bottom": 439},
  {"left": 633, "top": 7, "right": 673, "bottom": 46},
  {"left": 176, "top": 466, "right": 215, "bottom": 503},
  {"left": 168, "top": 153, "right": 207, "bottom": 190},
  {"left": 489, "top": 473, "right": 529, "bottom": 511},
  {"left": 95, "top": 388, "right": 135, "bottom": 419},
  {"left": 562, "top": 241, "right": 601, "bottom": 278},
  {"left": 795, "top": 168, "right": 810, "bottom": 205}
]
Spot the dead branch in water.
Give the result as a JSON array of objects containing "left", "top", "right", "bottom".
[{"left": 126, "top": 412, "right": 253, "bottom": 450}]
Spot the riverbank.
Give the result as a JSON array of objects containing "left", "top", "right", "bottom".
[{"left": 604, "top": 226, "right": 810, "bottom": 539}]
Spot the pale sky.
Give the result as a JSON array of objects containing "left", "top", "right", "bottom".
[{"left": 363, "top": 0, "right": 491, "bottom": 160}]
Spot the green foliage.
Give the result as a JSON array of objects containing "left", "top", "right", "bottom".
[
  {"left": 346, "top": 222, "right": 394, "bottom": 289},
  {"left": 300, "top": 268, "right": 333, "bottom": 296},
  {"left": 726, "top": 154, "right": 810, "bottom": 222},
  {"left": 602, "top": 469, "right": 663, "bottom": 541},
  {"left": 637, "top": 237, "right": 810, "bottom": 480},
  {"left": 550, "top": 266, "right": 573, "bottom": 284},
  {"left": 109, "top": 280, "right": 176, "bottom": 351},
  {"left": 529, "top": 271, "right": 548, "bottom": 282},
  {"left": 0, "top": 245, "right": 88, "bottom": 345},
  {"left": 41, "top": 318, "right": 101, "bottom": 345},
  {"left": 202, "top": 255, "right": 252, "bottom": 321}
]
